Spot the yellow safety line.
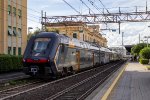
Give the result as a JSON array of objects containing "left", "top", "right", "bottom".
[{"left": 101, "top": 63, "right": 128, "bottom": 100}]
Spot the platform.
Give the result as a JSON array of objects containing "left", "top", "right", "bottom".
[
  {"left": 0, "top": 72, "right": 29, "bottom": 84},
  {"left": 86, "top": 62, "right": 150, "bottom": 100},
  {"left": 108, "top": 62, "right": 150, "bottom": 100}
]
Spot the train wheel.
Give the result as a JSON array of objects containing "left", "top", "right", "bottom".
[
  {"left": 61, "top": 67, "right": 68, "bottom": 76},
  {"left": 69, "top": 66, "right": 76, "bottom": 75}
]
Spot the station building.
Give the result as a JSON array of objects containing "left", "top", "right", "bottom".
[
  {"left": 47, "top": 23, "right": 107, "bottom": 47},
  {"left": 0, "top": 0, "right": 27, "bottom": 55}
]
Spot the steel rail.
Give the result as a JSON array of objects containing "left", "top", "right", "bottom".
[{"left": 46, "top": 61, "right": 123, "bottom": 100}]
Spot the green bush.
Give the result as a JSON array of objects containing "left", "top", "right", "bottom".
[
  {"left": 140, "top": 47, "right": 150, "bottom": 59},
  {"left": 140, "top": 59, "right": 149, "bottom": 64},
  {"left": 131, "top": 43, "right": 147, "bottom": 56},
  {"left": 0, "top": 55, "right": 23, "bottom": 73}
]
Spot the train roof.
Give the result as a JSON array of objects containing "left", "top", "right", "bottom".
[
  {"left": 36, "top": 32, "right": 59, "bottom": 37},
  {"left": 58, "top": 34, "right": 101, "bottom": 50},
  {"left": 36, "top": 32, "right": 115, "bottom": 52}
]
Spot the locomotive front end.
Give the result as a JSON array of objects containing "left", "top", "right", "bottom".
[{"left": 23, "top": 33, "right": 58, "bottom": 78}]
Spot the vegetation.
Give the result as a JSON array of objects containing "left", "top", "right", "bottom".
[
  {"left": 131, "top": 43, "right": 147, "bottom": 56},
  {"left": 131, "top": 43, "right": 150, "bottom": 64},
  {"left": 139, "top": 59, "right": 149, "bottom": 64},
  {"left": 27, "top": 27, "right": 60, "bottom": 41},
  {"left": 0, "top": 55, "right": 23, "bottom": 73},
  {"left": 146, "top": 66, "right": 150, "bottom": 70},
  {"left": 138, "top": 47, "right": 150, "bottom": 64},
  {"left": 139, "top": 47, "right": 150, "bottom": 59},
  {"left": 27, "top": 27, "right": 41, "bottom": 41}
]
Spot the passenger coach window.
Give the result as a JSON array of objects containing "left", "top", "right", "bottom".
[{"left": 33, "top": 38, "right": 51, "bottom": 53}]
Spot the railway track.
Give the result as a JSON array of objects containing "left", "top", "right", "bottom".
[
  {"left": 0, "top": 80, "right": 46, "bottom": 99},
  {"left": 0, "top": 61, "right": 126, "bottom": 100},
  {"left": 0, "top": 72, "right": 30, "bottom": 84},
  {"left": 47, "top": 61, "right": 124, "bottom": 100}
]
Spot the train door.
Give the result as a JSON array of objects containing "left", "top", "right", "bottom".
[{"left": 76, "top": 50, "right": 80, "bottom": 70}]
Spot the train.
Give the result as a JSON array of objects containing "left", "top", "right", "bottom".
[{"left": 23, "top": 32, "right": 122, "bottom": 78}]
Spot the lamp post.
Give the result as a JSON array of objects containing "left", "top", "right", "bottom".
[
  {"left": 139, "top": 33, "right": 140, "bottom": 44},
  {"left": 140, "top": 40, "right": 147, "bottom": 43},
  {"left": 28, "top": 27, "right": 33, "bottom": 34},
  {"left": 122, "top": 32, "right": 124, "bottom": 46},
  {"left": 27, "top": 27, "right": 33, "bottom": 42},
  {"left": 144, "top": 36, "right": 150, "bottom": 47}
]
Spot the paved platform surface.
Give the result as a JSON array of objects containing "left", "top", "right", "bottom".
[
  {"left": 108, "top": 62, "right": 150, "bottom": 100},
  {"left": 85, "top": 61, "right": 127, "bottom": 100},
  {"left": 0, "top": 72, "right": 29, "bottom": 84}
]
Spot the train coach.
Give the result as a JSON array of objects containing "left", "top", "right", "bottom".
[{"left": 23, "top": 32, "right": 122, "bottom": 78}]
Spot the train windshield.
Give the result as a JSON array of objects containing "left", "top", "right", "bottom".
[{"left": 33, "top": 38, "right": 51, "bottom": 53}]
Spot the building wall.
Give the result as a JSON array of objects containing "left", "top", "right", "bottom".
[
  {"left": 0, "top": 0, "right": 27, "bottom": 55},
  {"left": 0, "top": 0, "right": 2, "bottom": 53},
  {"left": 47, "top": 25, "right": 107, "bottom": 47}
]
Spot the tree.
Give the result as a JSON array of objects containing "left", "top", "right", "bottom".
[
  {"left": 27, "top": 27, "right": 60, "bottom": 41},
  {"left": 33, "top": 27, "right": 41, "bottom": 35},
  {"left": 140, "top": 47, "right": 150, "bottom": 59},
  {"left": 27, "top": 33, "right": 33, "bottom": 41},
  {"left": 27, "top": 27, "right": 41, "bottom": 41},
  {"left": 131, "top": 43, "right": 147, "bottom": 56}
]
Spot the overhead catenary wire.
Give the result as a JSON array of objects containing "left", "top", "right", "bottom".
[
  {"left": 0, "top": 7, "right": 41, "bottom": 33},
  {"left": 0, "top": 16, "right": 36, "bottom": 46},
  {"left": 62, "top": 0, "right": 82, "bottom": 15},
  {"left": 62, "top": 0, "right": 109, "bottom": 28},
  {"left": 0, "top": 18, "right": 29, "bottom": 33},
  {"left": 45, "top": 0, "right": 102, "bottom": 41},
  {"left": 62, "top": 0, "right": 91, "bottom": 23},
  {"left": 9, "top": 0, "right": 41, "bottom": 14},
  {"left": 0, "top": 7, "right": 40, "bottom": 24},
  {"left": 87, "top": 0, "right": 104, "bottom": 14},
  {"left": 8, "top": 0, "right": 41, "bottom": 20},
  {"left": 79, "top": 0, "right": 104, "bottom": 24},
  {"left": 79, "top": 0, "right": 95, "bottom": 14},
  {"left": 79, "top": 0, "right": 117, "bottom": 38},
  {"left": 87, "top": 0, "right": 110, "bottom": 25},
  {"left": 0, "top": 18, "right": 28, "bottom": 46},
  {"left": 28, "top": 14, "right": 40, "bottom": 19},
  {"left": 98, "top": 0, "right": 110, "bottom": 14}
]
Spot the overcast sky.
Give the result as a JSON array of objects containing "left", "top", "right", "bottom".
[{"left": 28, "top": 0, "right": 150, "bottom": 46}]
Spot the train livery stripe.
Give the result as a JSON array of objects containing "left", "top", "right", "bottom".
[
  {"left": 54, "top": 45, "right": 60, "bottom": 71},
  {"left": 76, "top": 51, "right": 80, "bottom": 70}
]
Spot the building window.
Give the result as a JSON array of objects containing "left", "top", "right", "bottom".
[
  {"left": 8, "top": 26, "right": 13, "bottom": 35},
  {"left": 79, "top": 30, "right": 83, "bottom": 33},
  {"left": 13, "top": 47, "right": 16, "bottom": 55},
  {"left": 13, "top": 27, "right": 17, "bottom": 36},
  {"left": 73, "top": 33, "right": 77, "bottom": 38},
  {"left": 8, "top": 47, "right": 11, "bottom": 55},
  {"left": 13, "top": 7, "right": 16, "bottom": 16},
  {"left": 18, "top": 47, "right": 21, "bottom": 55},
  {"left": 18, "top": 28, "right": 22, "bottom": 37},
  {"left": 8, "top": 5, "right": 12, "bottom": 15},
  {"left": 18, "top": 9, "right": 22, "bottom": 18}
]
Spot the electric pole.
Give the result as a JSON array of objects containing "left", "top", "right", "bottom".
[
  {"left": 122, "top": 32, "right": 124, "bottom": 46},
  {"left": 139, "top": 34, "right": 140, "bottom": 44}
]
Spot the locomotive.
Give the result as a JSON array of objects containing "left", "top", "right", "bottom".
[{"left": 23, "top": 32, "right": 122, "bottom": 78}]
